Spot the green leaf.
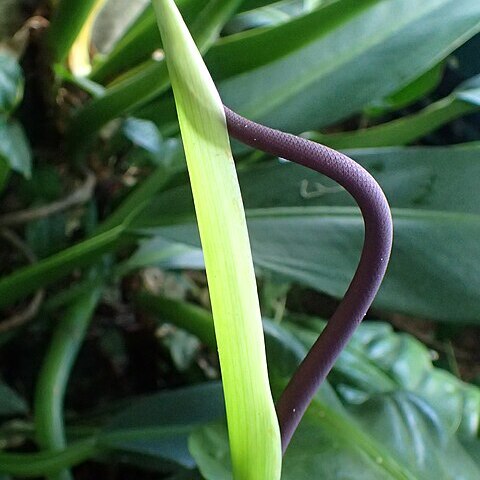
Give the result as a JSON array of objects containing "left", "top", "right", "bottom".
[
  {"left": 91, "top": 0, "right": 150, "bottom": 55},
  {"left": 0, "top": 383, "right": 28, "bottom": 416},
  {"left": 123, "top": 118, "right": 163, "bottom": 154},
  {"left": 141, "top": 207, "right": 480, "bottom": 322},
  {"left": 0, "top": 439, "right": 97, "bottom": 477},
  {"left": 456, "top": 74, "right": 480, "bottom": 106},
  {"left": 47, "top": 0, "right": 100, "bottom": 63},
  {"left": 0, "top": 225, "right": 125, "bottom": 310},
  {"left": 0, "top": 119, "right": 31, "bottom": 179},
  {"left": 69, "top": 0, "right": 241, "bottom": 152},
  {"left": 151, "top": 1, "right": 281, "bottom": 477},
  {"left": 191, "top": 318, "right": 480, "bottom": 479},
  {"left": 141, "top": 0, "right": 480, "bottom": 135},
  {"left": 25, "top": 213, "right": 67, "bottom": 259},
  {"left": 90, "top": 0, "right": 210, "bottom": 82},
  {"left": 290, "top": 317, "right": 480, "bottom": 439},
  {"left": 306, "top": 74, "right": 480, "bottom": 149},
  {"left": 135, "top": 291, "right": 216, "bottom": 350},
  {"left": 99, "top": 382, "right": 225, "bottom": 469},
  {"left": 132, "top": 143, "right": 480, "bottom": 322},
  {"left": 119, "top": 237, "right": 203, "bottom": 274},
  {"left": 366, "top": 62, "right": 445, "bottom": 116},
  {"left": 0, "top": 51, "right": 23, "bottom": 115}
]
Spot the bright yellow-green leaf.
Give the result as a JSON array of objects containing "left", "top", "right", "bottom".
[{"left": 151, "top": 1, "right": 281, "bottom": 478}]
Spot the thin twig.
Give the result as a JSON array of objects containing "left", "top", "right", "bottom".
[
  {"left": 0, "top": 229, "right": 45, "bottom": 333},
  {"left": 0, "top": 169, "right": 95, "bottom": 227}
]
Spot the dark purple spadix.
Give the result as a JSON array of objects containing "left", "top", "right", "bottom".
[{"left": 224, "top": 106, "right": 393, "bottom": 453}]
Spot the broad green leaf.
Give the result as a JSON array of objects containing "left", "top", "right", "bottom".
[
  {"left": 132, "top": 143, "right": 480, "bottom": 321},
  {"left": 141, "top": 207, "right": 480, "bottom": 322},
  {"left": 290, "top": 317, "right": 480, "bottom": 439},
  {"left": 215, "top": 0, "right": 480, "bottom": 132},
  {"left": 0, "top": 51, "right": 23, "bottom": 115},
  {"left": 99, "top": 382, "right": 225, "bottom": 469},
  {"left": 0, "top": 118, "right": 31, "bottom": 179},
  {"left": 233, "top": 144, "right": 480, "bottom": 216},
  {"left": 140, "top": 0, "right": 480, "bottom": 135},
  {"left": 151, "top": 1, "right": 281, "bottom": 478},
  {"left": 190, "top": 318, "right": 480, "bottom": 479}
]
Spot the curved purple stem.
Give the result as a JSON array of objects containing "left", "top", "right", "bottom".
[{"left": 224, "top": 106, "right": 393, "bottom": 453}]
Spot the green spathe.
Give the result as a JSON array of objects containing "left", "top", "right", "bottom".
[{"left": 151, "top": 1, "right": 281, "bottom": 479}]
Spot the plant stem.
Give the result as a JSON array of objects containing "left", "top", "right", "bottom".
[
  {"left": 34, "top": 283, "right": 103, "bottom": 480},
  {"left": 0, "top": 438, "right": 97, "bottom": 478},
  {"left": 135, "top": 291, "right": 216, "bottom": 349}
]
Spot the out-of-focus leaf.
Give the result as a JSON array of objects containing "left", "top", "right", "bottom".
[
  {"left": 0, "top": 383, "right": 28, "bottom": 416},
  {"left": 0, "top": 51, "right": 23, "bottom": 115},
  {"left": 123, "top": 118, "right": 163, "bottom": 154},
  {"left": 92, "top": 0, "right": 149, "bottom": 54},
  {"left": 99, "top": 382, "right": 225, "bottom": 469},
  {"left": 48, "top": 0, "right": 99, "bottom": 63},
  {"left": 135, "top": 292, "right": 216, "bottom": 350},
  {"left": 0, "top": 119, "right": 31, "bottom": 179},
  {"left": 0, "top": 225, "right": 126, "bottom": 310},
  {"left": 224, "top": 0, "right": 307, "bottom": 34},
  {"left": 25, "top": 213, "right": 67, "bottom": 259},
  {"left": 90, "top": 0, "right": 209, "bottom": 82},
  {"left": 120, "top": 237, "right": 203, "bottom": 274},
  {"left": 69, "top": 0, "right": 241, "bottom": 152},
  {"left": 456, "top": 74, "right": 480, "bottom": 105},
  {"left": 0, "top": 0, "right": 24, "bottom": 39}
]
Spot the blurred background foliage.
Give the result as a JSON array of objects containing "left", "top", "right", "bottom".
[{"left": 0, "top": 0, "right": 479, "bottom": 478}]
